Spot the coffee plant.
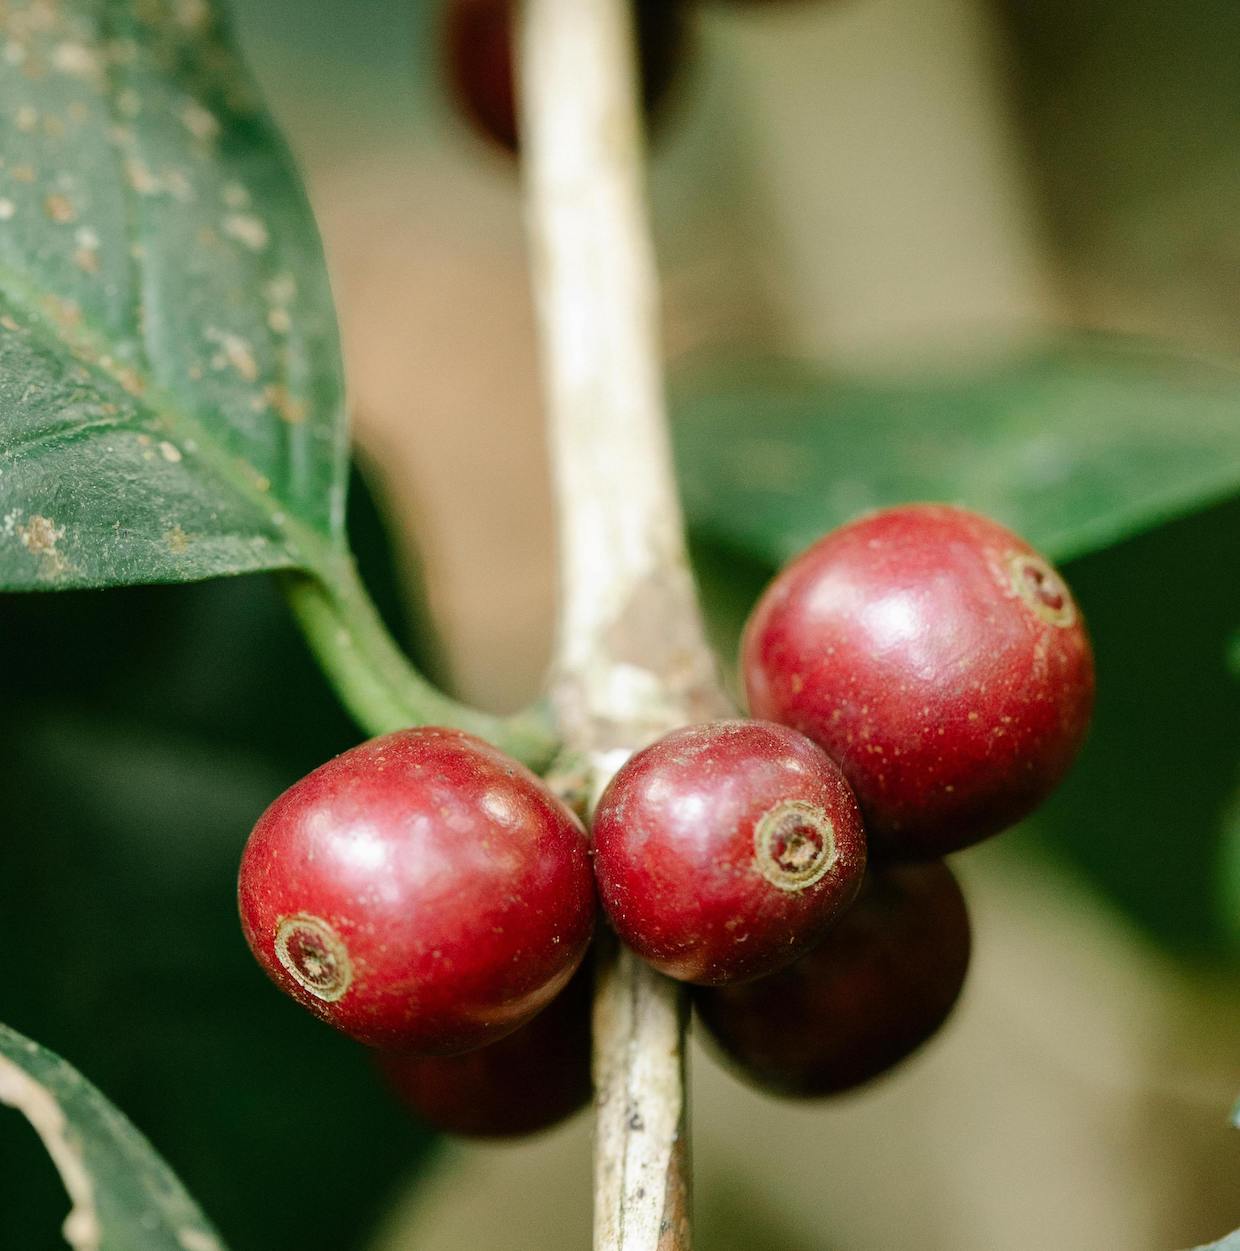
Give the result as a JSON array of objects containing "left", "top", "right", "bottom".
[{"left": 0, "top": 1, "right": 1237, "bottom": 1249}]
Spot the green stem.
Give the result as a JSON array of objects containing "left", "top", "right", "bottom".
[{"left": 279, "top": 557, "right": 560, "bottom": 771}]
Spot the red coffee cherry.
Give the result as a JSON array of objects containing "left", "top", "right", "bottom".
[
  {"left": 592, "top": 719, "right": 866, "bottom": 985},
  {"left": 379, "top": 963, "right": 592, "bottom": 1138},
  {"left": 238, "top": 727, "right": 595, "bottom": 1054},
  {"left": 695, "top": 859, "right": 970, "bottom": 1096},
  {"left": 443, "top": 0, "right": 687, "bottom": 153},
  {"left": 742, "top": 504, "right": 1095, "bottom": 858}
]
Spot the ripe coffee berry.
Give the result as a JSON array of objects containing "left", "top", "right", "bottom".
[
  {"left": 379, "top": 963, "right": 591, "bottom": 1138},
  {"left": 695, "top": 859, "right": 970, "bottom": 1096},
  {"left": 443, "top": 0, "right": 687, "bottom": 153},
  {"left": 592, "top": 719, "right": 866, "bottom": 985},
  {"left": 743, "top": 504, "right": 1095, "bottom": 858},
  {"left": 238, "top": 727, "right": 595, "bottom": 1054}
]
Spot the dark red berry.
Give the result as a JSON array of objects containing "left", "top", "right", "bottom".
[
  {"left": 378, "top": 962, "right": 592, "bottom": 1138},
  {"left": 443, "top": 0, "right": 687, "bottom": 153},
  {"left": 742, "top": 504, "right": 1095, "bottom": 858},
  {"left": 238, "top": 727, "right": 595, "bottom": 1054},
  {"left": 592, "top": 720, "right": 866, "bottom": 985},
  {"left": 695, "top": 859, "right": 970, "bottom": 1097}
]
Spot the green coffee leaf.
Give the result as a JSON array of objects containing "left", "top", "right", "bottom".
[
  {"left": 673, "top": 338, "right": 1240, "bottom": 567},
  {"left": 0, "top": 1021, "right": 227, "bottom": 1251},
  {"left": 0, "top": 0, "right": 344, "bottom": 590}
]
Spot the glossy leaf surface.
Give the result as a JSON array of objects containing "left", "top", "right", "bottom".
[{"left": 0, "top": 0, "right": 345, "bottom": 591}]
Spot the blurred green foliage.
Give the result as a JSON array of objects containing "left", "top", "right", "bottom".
[
  {"left": 995, "top": 0, "right": 1240, "bottom": 351},
  {"left": 674, "top": 341, "right": 1240, "bottom": 569}
]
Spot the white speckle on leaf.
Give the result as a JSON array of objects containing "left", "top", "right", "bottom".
[
  {"left": 158, "top": 441, "right": 182, "bottom": 463},
  {"left": 0, "top": 199, "right": 16, "bottom": 221},
  {"left": 264, "top": 273, "right": 296, "bottom": 333},
  {"left": 16, "top": 514, "right": 68, "bottom": 576},
  {"left": 124, "top": 157, "right": 159, "bottom": 195},
  {"left": 180, "top": 100, "right": 219, "bottom": 141},
  {"left": 264, "top": 273, "right": 297, "bottom": 305},
  {"left": 264, "top": 384, "right": 306, "bottom": 424},
  {"left": 52, "top": 42, "right": 102, "bottom": 81},
  {"left": 44, "top": 193, "right": 76, "bottom": 224},
  {"left": 164, "top": 168, "right": 194, "bottom": 203},
  {"left": 205, "top": 327, "right": 258, "bottom": 382},
  {"left": 177, "top": 1228, "right": 222, "bottom": 1251},
  {"left": 222, "top": 212, "right": 268, "bottom": 251},
  {"left": 174, "top": 0, "right": 212, "bottom": 30},
  {"left": 114, "top": 365, "right": 144, "bottom": 397}
]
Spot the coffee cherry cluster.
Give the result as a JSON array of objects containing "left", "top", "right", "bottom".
[
  {"left": 239, "top": 504, "right": 1092, "bottom": 1134},
  {"left": 691, "top": 503, "right": 1093, "bottom": 1096}
]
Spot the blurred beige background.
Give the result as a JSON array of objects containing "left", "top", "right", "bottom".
[{"left": 234, "top": 1, "right": 1240, "bottom": 1247}]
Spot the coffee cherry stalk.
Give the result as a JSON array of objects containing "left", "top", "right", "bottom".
[{"left": 239, "top": 3, "right": 1096, "bottom": 1248}]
